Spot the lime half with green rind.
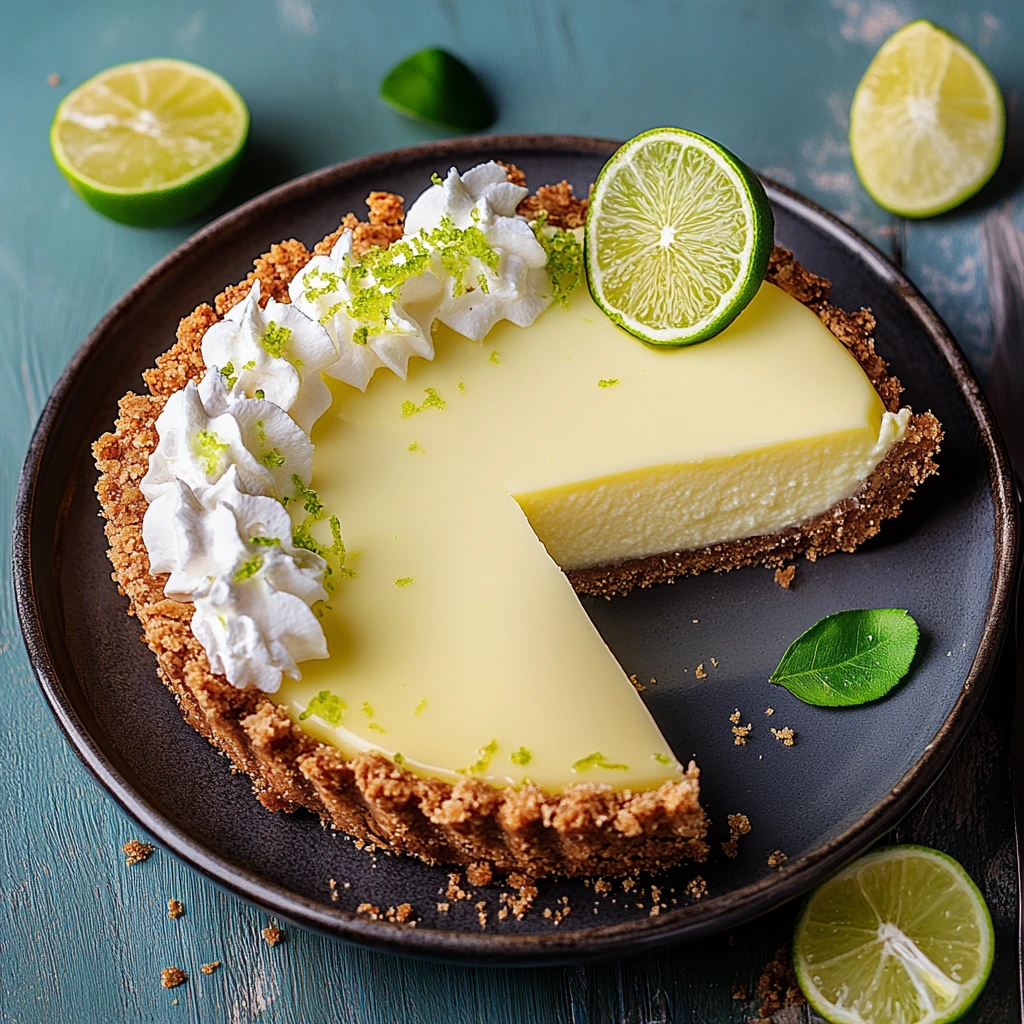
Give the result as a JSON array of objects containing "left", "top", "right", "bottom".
[
  {"left": 794, "top": 845, "right": 994, "bottom": 1024},
  {"left": 585, "top": 127, "right": 774, "bottom": 347},
  {"left": 51, "top": 58, "right": 249, "bottom": 227},
  {"left": 850, "top": 20, "right": 1004, "bottom": 218}
]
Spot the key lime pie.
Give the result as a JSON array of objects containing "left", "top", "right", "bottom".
[{"left": 94, "top": 142, "right": 941, "bottom": 878}]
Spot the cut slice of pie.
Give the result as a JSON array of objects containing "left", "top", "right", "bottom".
[{"left": 93, "top": 169, "right": 941, "bottom": 879}]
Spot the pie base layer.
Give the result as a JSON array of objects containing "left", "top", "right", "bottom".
[{"left": 93, "top": 178, "right": 940, "bottom": 879}]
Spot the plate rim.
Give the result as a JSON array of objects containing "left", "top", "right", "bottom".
[{"left": 13, "top": 132, "right": 1019, "bottom": 965}]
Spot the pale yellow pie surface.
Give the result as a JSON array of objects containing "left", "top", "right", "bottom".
[{"left": 276, "top": 279, "right": 899, "bottom": 792}]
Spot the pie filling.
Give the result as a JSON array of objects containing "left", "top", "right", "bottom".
[{"left": 277, "top": 276, "right": 907, "bottom": 792}]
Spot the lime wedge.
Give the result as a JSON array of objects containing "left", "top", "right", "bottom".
[
  {"left": 585, "top": 127, "right": 774, "bottom": 347},
  {"left": 850, "top": 20, "right": 1004, "bottom": 218},
  {"left": 380, "top": 48, "right": 495, "bottom": 133},
  {"left": 51, "top": 59, "right": 249, "bottom": 227},
  {"left": 794, "top": 846, "right": 994, "bottom": 1024}
]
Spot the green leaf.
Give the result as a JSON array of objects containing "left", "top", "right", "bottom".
[
  {"left": 380, "top": 48, "right": 496, "bottom": 133},
  {"left": 770, "top": 609, "right": 919, "bottom": 707}
]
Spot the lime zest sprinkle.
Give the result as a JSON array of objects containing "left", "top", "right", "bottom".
[
  {"left": 431, "top": 172, "right": 443, "bottom": 186},
  {"left": 417, "top": 214, "right": 499, "bottom": 298},
  {"left": 413, "top": 697, "right": 427, "bottom": 717},
  {"left": 261, "top": 321, "right": 292, "bottom": 358},
  {"left": 510, "top": 747, "right": 532, "bottom": 766},
  {"left": 598, "top": 378, "right": 620, "bottom": 388},
  {"left": 361, "top": 701, "right": 375, "bottom": 718},
  {"left": 254, "top": 388, "right": 265, "bottom": 400},
  {"left": 531, "top": 212, "right": 583, "bottom": 306},
  {"left": 393, "top": 577, "right": 415, "bottom": 588},
  {"left": 457, "top": 381, "right": 465, "bottom": 394},
  {"left": 488, "top": 350, "right": 499, "bottom": 364},
  {"left": 249, "top": 536, "right": 280, "bottom": 547},
  {"left": 571, "top": 751, "right": 629, "bottom": 772},
  {"left": 652, "top": 752, "right": 673, "bottom": 765},
  {"left": 194, "top": 429, "right": 228, "bottom": 476},
  {"left": 289, "top": 476, "right": 356, "bottom": 587},
  {"left": 220, "top": 361, "right": 237, "bottom": 389},
  {"left": 368, "top": 723, "right": 387, "bottom": 734},
  {"left": 233, "top": 555, "right": 263, "bottom": 582},
  {"left": 299, "top": 689, "right": 347, "bottom": 726},
  {"left": 394, "top": 752, "right": 406, "bottom": 765},
  {"left": 401, "top": 387, "right": 446, "bottom": 417},
  {"left": 407, "top": 441, "right": 426, "bottom": 453},
  {"left": 459, "top": 739, "right": 498, "bottom": 775},
  {"left": 242, "top": 359, "right": 256, "bottom": 371},
  {"left": 261, "top": 447, "right": 285, "bottom": 467}
]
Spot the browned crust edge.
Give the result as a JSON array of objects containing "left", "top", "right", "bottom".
[{"left": 92, "top": 178, "right": 709, "bottom": 880}]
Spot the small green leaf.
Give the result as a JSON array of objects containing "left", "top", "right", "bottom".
[
  {"left": 770, "top": 609, "right": 919, "bottom": 707},
  {"left": 380, "top": 48, "right": 496, "bottom": 133}
]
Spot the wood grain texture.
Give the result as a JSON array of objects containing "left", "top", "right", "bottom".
[{"left": 1, "top": 0, "right": 1022, "bottom": 1020}]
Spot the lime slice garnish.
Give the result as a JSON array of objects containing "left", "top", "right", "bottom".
[
  {"left": 850, "top": 20, "right": 1004, "bottom": 218},
  {"left": 794, "top": 845, "right": 994, "bottom": 1024},
  {"left": 50, "top": 59, "right": 249, "bottom": 227},
  {"left": 380, "top": 48, "right": 495, "bottom": 134},
  {"left": 584, "top": 127, "right": 774, "bottom": 347}
]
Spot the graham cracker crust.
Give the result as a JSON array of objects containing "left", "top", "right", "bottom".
[{"left": 92, "top": 168, "right": 937, "bottom": 880}]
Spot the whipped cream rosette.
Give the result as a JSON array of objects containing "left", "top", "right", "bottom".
[
  {"left": 200, "top": 279, "right": 337, "bottom": 434},
  {"left": 141, "top": 371, "right": 313, "bottom": 506},
  {"left": 403, "top": 161, "right": 552, "bottom": 340},
  {"left": 289, "top": 230, "right": 442, "bottom": 391}
]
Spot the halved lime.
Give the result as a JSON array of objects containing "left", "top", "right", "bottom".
[
  {"left": 380, "top": 48, "right": 495, "bottom": 134},
  {"left": 51, "top": 59, "right": 249, "bottom": 227},
  {"left": 850, "top": 20, "right": 1004, "bottom": 218},
  {"left": 585, "top": 127, "right": 774, "bottom": 347},
  {"left": 794, "top": 846, "right": 994, "bottom": 1024}
]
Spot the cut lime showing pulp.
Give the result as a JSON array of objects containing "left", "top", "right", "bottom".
[
  {"left": 51, "top": 59, "right": 249, "bottom": 227},
  {"left": 585, "top": 127, "right": 774, "bottom": 347},
  {"left": 850, "top": 20, "right": 1004, "bottom": 218},
  {"left": 794, "top": 846, "right": 993, "bottom": 1024},
  {"left": 380, "top": 48, "right": 495, "bottom": 133}
]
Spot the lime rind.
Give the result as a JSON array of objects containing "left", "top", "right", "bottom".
[
  {"left": 584, "top": 127, "right": 774, "bottom": 347},
  {"left": 849, "top": 20, "right": 1005, "bottom": 219},
  {"left": 50, "top": 58, "right": 249, "bottom": 227},
  {"left": 793, "top": 845, "right": 994, "bottom": 1024}
]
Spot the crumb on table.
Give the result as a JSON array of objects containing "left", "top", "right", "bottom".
[
  {"left": 767, "top": 850, "right": 789, "bottom": 869},
  {"left": 160, "top": 966, "right": 186, "bottom": 989},
  {"left": 200, "top": 961, "right": 221, "bottom": 975},
  {"left": 261, "top": 925, "right": 284, "bottom": 946},
  {"left": 122, "top": 840, "right": 155, "bottom": 865},
  {"left": 695, "top": 663, "right": 707, "bottom": 680},
  {"left": 756, "top": 946, "right": 804, "bottom": 1018},
  {"left": 167, "top": 898, "right": 184, "bottom": 920}
]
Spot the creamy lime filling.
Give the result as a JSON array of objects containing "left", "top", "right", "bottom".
[{"left": 275, "top": 280, "right": 907, "bottom": 791}]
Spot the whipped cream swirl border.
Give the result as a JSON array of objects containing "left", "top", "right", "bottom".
[{"left": 140, "top": 162, "right": 562, "bottom": 692}]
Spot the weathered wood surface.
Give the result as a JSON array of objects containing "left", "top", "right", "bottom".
[{"left": 1, "top": 1, "right": 1022, "bottom": 1020}]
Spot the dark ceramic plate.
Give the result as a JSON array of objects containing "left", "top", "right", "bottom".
[{"left": 14, "top": 135, "right": 1017, "bottom": 965}]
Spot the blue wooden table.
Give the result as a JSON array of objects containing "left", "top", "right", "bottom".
[{"left": 3, "top": 2, "right": 1022, "bottom": 1020}]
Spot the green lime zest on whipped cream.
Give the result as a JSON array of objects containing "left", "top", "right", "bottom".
[
  {"left": 299, "top": 689, "right": 347, "bottom": 726},
  {"left": 510, "top": 746, "right": 532, "bottom": 766},
  {"left": 393, "top": 577, "right": 415, "bottom": 588},
  {"left": 531, "top": 212, "right": 583, "bottom": 307},
  {"left": 233, "top": 555, "right": 263, "bottom": 582},
  {"left": 193, "top": 429, "right": 228, "bottom": 476},
  {"left": 261, "top": 321, "right": 292, "bottom": 358}
]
